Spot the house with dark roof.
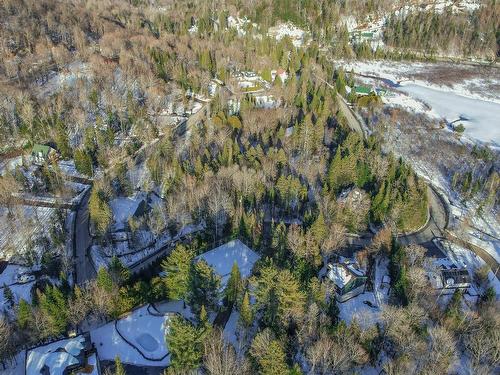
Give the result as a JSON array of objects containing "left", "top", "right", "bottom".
[{"left": 441, "top": 268, "right": 471, "bottom": 289}]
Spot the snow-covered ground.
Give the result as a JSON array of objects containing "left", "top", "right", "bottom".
[
  {"left": 223, "top": 310, "right": 241, "bottom": 348},
  {"left": 90, "top": 302, "right": 193, "bottom": 367},
  {"left": 0, "top": 205, "right": 57, "bottom": 261},
  {"left": 35, "top": 62, "right": 91, "bottom": 99},
  {"left": 397, "top": 83, "right": 500, "bottom": 146},
  {"left": 0, "top": 264, "right": 37, "bottom": 311},
  {"left": 0, "top": 350, "right": 25, "bottom": 375},
  {"left": 341, "top": 60, "right": 500, "bottom": 104},
  {"left": 395, "top": 0, "right": 481, "bottom": 15},
  {"left": 90, "top": 223, "right": 204, "bottom": 270},
  {"left": 342, "top": 60, "right": 500, "bottom": 135},
  {"left": 338, "top": 292, "right": 382, "bottom": 328},
  {"left": 195, "top": 239, "right": 261, "bottom": 287},
  {"left": 91, "top": 305, "right": 171, "bottom": 366},
  {"left": 86, "top": 353, "right": 100, "bottom": 375},
  {"left": 268, "top": 22, "right": 308, "bottom": 48}
]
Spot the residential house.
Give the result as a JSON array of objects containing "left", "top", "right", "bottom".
[
  {"left": 271, "top": 68, "right": 288, "bottom": 83},
  {"left": 441, "top": 268, "right": 471, "bottom": 289},
  {"left": 426, "top": 257, "right": 473, "bottom": 294},
  {"left": 194, "top": 239, "right": 260, "bottom": 288},
  {"left": 31, "top": 144, "right": 58, "bottom": 165},
  {"left": 326, "top": 257, "right": 367, "bottom": 302},
  {"left": 26, "top": 333, "right": 100, "bottom": 375}
]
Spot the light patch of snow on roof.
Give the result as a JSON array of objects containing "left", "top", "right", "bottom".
[
  {"left": 26, "top": 336, "right": 85, "bottom": 375},
  {"left": 195, "top": 240, "right": 260, "bottom": 287},
  {"left": 327, "top": 264, "right": 352, "bottom": 289}
]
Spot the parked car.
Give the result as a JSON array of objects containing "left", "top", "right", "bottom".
[
  {"left": 363, "top": 300, "right": 378, "bottom": 309},
  {"left": 17, "top": 273, "right": 35, "bottom": 284}
]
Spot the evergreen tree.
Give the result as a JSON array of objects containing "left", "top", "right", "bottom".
[
  {"left": 188, "top": 260, "right": 221, "bottom": 315},
  {"left": 39, "top": 286, "right": 69, "bottom": 336},
  {"left": 114, "top": 356, "right": 126, "bottom": 375},
  {"left": 161, "top": 245, "right": 194, "bottom": 300},
  {"left": 89, "top": 187, "right": 111, "bottom": 235},
  {"left": 17, "top": 299, "right": 32, "bottom": 329},
  {"left": 250, "top": 329, "right": 289, "bottom": 375},
  {"left": 96, "top": 267, "right": 114, "bottom": 293},
  {"left": 166, "top": 316, "right": 204, "bottom": 372},
  {"left": 225, "top": 262, "right": 242, "bottom": 306},
  {"left": 239, "top": 290, "right": 253, "bottom": 328},
  {"left": 251, "top": 265, "right": 305, "bottom": 330},
  {"left": 3, "top": 284, "right": 14, "bottom": 308},
  {"left": 109, "top": 256, "right": 130, "bottom": 286},
  {"left": 74, "top": 149, "right": 93, "bottom": 176}
]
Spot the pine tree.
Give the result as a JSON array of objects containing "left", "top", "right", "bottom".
[
  {"left": 39, "top": 286, "right": 69, "bottom": 336},
  {"left": 74, "top": 149, "right": 93, "bottom": 176},
  {"left": 114, "top": 356, "right": 126, "bottom": 375},
  {"left": 89, "top": 187, "right": 111, "bottom": 235},
  {"left": 166, "top": 316, "right": 204, "bottom": 372},
  {"left": 161, "top": 245, "right": 194, "bottom": 300},
  {"left": 239, "top": 291, "right": 253, "bottom": 328},
  {"left": 250, "top": 330, "right": 289, "bottom": 375},
  {"left": 3, "top": 284, "right": 14, "bottom": 308},
  {"left": 225, "top": 262, "right": 242, "bottom": 306},
  {"left": 310, "top": 212, "right": 327, "bottom": 244},
  {"left": 17, "top": 299, "right": 32, "bottom": 329},
  {"left": 199, "top": 305, "right": 208, "bottom": 327},
  {"left": 188, "top": 260, "right": 221, "bottom": 315},
  {"left": 109, "top": 256, "right": 130, "bottom": 286},
  {"left": 252, "top": 265, "right": 305, "bottom": 329},
  {"left": 96, "top": 267, "right": 114, "bottom": 293}
]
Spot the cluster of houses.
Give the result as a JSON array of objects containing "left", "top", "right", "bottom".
[
  {"left": 324, "top": 242, "right": 475, "bottom": 304},
  {"left": 14, "top": 232, "right": 486, "bottom": 374},
  {"left": 23, "top": 239, "right": 260, "bottom": 374}
]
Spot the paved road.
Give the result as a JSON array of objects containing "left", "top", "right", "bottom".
[
  {"left": 74, "top": 188, "right": 95, "bottom": 284},
  {"left": 398, "top": 186, "right": 447, "bottom": 246},
  {"left": 336, "top": 93, "right": 368, "bottom": 138}
]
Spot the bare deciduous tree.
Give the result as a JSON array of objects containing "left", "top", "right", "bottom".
[{"left": 203, "top": 328, "right": 250, "bottom": 375}]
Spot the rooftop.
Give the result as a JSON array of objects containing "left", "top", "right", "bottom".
[
  {"left": 26, "top": 335, "right": 91, "bottom": 375},
  {"left": 195, "top": 239, "right": 260, "bottom": 287}
]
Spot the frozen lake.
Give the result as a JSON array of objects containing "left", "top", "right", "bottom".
[{"left": 397, "top": 84, "right": 500, "bottom": 146}]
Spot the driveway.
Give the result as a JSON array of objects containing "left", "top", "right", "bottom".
[{"left": 74, "top": 188, "right": 95, "bottom": 284}]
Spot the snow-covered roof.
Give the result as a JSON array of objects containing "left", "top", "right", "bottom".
[
  {"left": 195, "top": 239, "right": 260, "bottom": 286},
  {"left": 26, "top": 335, "right": 86, "bottom": 375},
  {"left": 327, "top": 264, "right": 353, "bottom": 289}
]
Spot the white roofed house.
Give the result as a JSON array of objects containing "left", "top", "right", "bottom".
[
  {"left": 326, "top": 257, "right": 367, "bottom": 302},
  {"left": 194, "top": 239, "right": 261, "bottom": 288},
  {"left": 26, "top": 333, "right": 100, "bottom": 375}
]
